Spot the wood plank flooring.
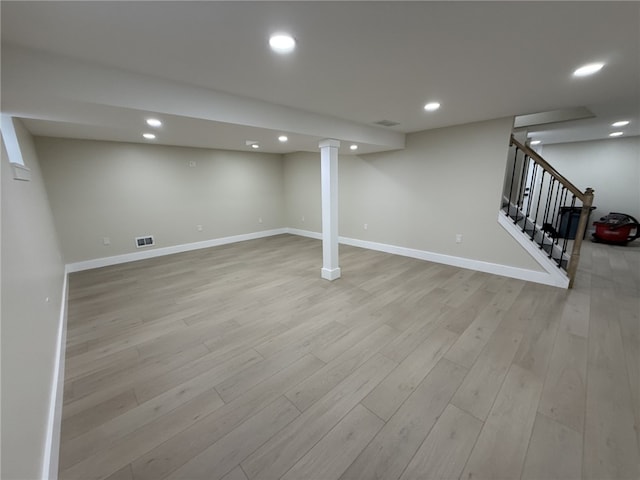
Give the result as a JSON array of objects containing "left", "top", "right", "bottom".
[{"left": 60, "top": 234, "right": 640, "bottom": 480}]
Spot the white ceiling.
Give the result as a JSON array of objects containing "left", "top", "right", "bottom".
[{"left": 2, "top": 1, "right": 639, "bottom": 153}]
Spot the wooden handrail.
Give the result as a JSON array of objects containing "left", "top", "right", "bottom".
[{"left": 510, "top": 136, "right": 585, "bottom": 200}]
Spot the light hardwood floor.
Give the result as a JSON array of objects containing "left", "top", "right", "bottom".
[{"left": 59, "top": 234, "right": 640, "bottom": 480}]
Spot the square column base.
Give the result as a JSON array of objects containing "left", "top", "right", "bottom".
[{"left": 321, "top": 267, "right": 341, "bottom": 281}]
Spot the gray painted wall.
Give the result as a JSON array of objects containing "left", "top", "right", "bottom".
[
  {"left": 38, "top": 119, "right": 541, "bottom": 272},
  {"left": 1, "top": 120, "right": 65, "bottom": 479},
  {"left": 36, "top": 138, "right": 286, "bottom": 264},
  {"left": 284, "top": 151, "right": 322, "bottom": 233},
  {"left": 542, "top": 136, "right": 640, "bottom": 223},
  {"left": 285, "top": 118, "right": 542, "bottom": 271}
]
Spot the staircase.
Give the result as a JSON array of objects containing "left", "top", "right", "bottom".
[{"left": 501, "top": 135, "right": 594, "bottom": 288}]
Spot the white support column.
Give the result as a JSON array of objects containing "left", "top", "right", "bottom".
[{"left": 319, "top": 139, "right": 341, "bottom": 281}]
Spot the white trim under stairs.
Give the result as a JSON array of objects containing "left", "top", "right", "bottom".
[{"left": 497, "top": 213, "right": 569, "bottom": 288}]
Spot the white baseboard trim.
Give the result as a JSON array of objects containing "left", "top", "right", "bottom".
[
  {"left": 41, "top": 268, "right": 68, "bottom": 480},
  {"left": 286, "top": 228, "right": 322, "bottom": 240},
  {"left": 497, "top": 213, "right": 569, "bottom": 288},
  {"left": 66, "top": 223, "right": 568, "bottom": 282},
  {"left": 66, "top": 228, "right": 289, "bottom": 272},
  {"left": 321, "top": 267, "right": 342, "bottom": 281},
  {"left": 285, "top": 228, "right": 565, "bottom": 287},
  {"left": 338, "top": 234, "right": 566, "bottom": 288}
]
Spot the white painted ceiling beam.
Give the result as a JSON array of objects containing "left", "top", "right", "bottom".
[{"left": 2, "top": 46, "right": 405, "bottom": 152}]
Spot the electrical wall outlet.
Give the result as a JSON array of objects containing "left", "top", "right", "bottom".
[
  {"left": 258, "top": 217, "right": 263, "bottom": 224},
  {"left": 196, "top": 225, "right": 203, "bottom": 232},
  {"left": 456, "top": 233, "right": 463, "bottom": 243},
  {"left": 189, "top": 161, "right": 197, "bottom": 168},
  {"left": 364, "top": 223, "right": 368, "bottom": 230},
  {"left": 301, "top": 215, "right": 305, "bottom": 222},
  {"left": 103, "top": 237, "right": 111, "bottom": 246}
]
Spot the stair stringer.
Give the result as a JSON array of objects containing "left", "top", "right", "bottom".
[{"left": 497, "top": 212, "right": 570, "bottom": 288}]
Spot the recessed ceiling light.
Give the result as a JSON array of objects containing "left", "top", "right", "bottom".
[
  {"left": 530, "top": 140, "right": 541, "bottom": 145},
  {"left": 142, "top": 133, "right": 156, "bottom": 140},
  {"left": 251, "top": 143, "right": 260, "bottom": 149},
  {"left": 269, "top": 33, "right": 296, "bottom": 54},
  {"left": 573, "top": 62, "right": 604, "bottom": 77},
  {"left": 146, "top": 118, "right": 162, "bottom": 127},
  {"left": 609, "top": 131, "right": 624, "bottom": 137},
  {"left": 278, "top": 135, "right": 288, "bottom": 142},
  {"left": 424, "top": 102, "right": 441, "bottom": 112},
  {"left": 612, "top": 120, "right": 630, "bottom": 127},
  {"left": 350, "top": 144, "right": 358, "bottom": 150}
]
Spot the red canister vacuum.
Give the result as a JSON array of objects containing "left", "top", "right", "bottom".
[{"left": 592, "top": 212, "right": 640, "bottom": 245}]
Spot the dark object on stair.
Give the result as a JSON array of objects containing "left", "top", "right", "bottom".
[
  {"left": 592, "top": 212, "right": 640, "bottom": 245},
  {"left": 558, "top": 206, "right": 596, "bottom": 239},
  {"left": 542, "top": 223, "right": 559, "bottom": 238}
]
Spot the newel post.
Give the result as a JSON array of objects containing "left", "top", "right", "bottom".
[{"left": 567, "top": 187, "right": 594, "bottom": 288}]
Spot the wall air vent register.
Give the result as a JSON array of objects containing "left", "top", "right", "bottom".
[
  {"left": 135, "top": 235, "right": 155, "bottom": 248},
  {"left": 373, "top": 120, "right": 400, "bottom": 127}
]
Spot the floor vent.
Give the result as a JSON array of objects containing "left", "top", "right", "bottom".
[{"left": 135, "top": 235, "right": 155, "bottom": 248}]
